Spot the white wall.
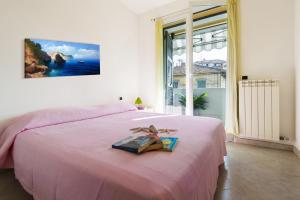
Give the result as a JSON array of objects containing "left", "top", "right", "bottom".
[
  {"left": 240, "top": 0, "right": 295, "bottom": 141},
  {"left": 295, "top": 0, "right": 300, "bottom": 150},
  {"left": 0, "top": 0, "right": 139, "bottom": 120},
  {"left": 138, "top": 0, "right": 295, "bottom": 140}
]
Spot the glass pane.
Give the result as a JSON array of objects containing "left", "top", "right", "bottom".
[
  {"left": 192, "top": 8, "right": 227, "bottom": 122},
  {"left": 164, "top": 23, "right": 187, "bottom": 115}
]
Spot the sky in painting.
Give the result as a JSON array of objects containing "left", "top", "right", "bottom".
[{"left": 32, "top": 39, "right": 100, "bottom": 60}]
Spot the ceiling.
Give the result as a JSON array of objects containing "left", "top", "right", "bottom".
[{"left": 120, "top": 0, "right": 178, "bottom": 14}]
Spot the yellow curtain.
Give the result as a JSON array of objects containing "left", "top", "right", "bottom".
[
  {"left": 226, "top": 0, "right": 240, "bottom": 135},
  {"left": 155, "top": 18, "right": 164, "bottom": 112}
]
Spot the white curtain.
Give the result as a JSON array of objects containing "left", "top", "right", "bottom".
[{"left": 225, "top": 0, "right": 240, "bottom": 135}]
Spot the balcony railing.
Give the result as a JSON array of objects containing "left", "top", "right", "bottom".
[{"left": 165, "top": 88, "right": 226, "bottom": 122}]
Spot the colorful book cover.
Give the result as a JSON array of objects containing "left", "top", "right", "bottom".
[
  {"left": 160, "top": 137, "right": 178, "bottom": 152},
  {"left": 112, "top": 135, "right": 157, "bottom": 154},
  {"left": 144, "top": 137, "right": 178, "bottom": 152}
]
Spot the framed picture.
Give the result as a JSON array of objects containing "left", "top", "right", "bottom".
[{"left": 24, "top": 39, "right": 100, "bottom": 78}]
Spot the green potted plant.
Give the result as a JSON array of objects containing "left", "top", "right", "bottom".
[{"left": 179, "top": 92, "right": 208, "bottom": 114}]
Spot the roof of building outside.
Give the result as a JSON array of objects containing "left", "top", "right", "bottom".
[{"left": 173, "top": 60, "right": 226, "bottom": 76}]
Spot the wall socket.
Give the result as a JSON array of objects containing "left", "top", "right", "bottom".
[{"left": 279, "top": 136, "right": 289, "bottom": 141}]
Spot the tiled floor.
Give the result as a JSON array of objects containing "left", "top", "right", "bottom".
[
  {"left": 215, "top": 143, "right": 300, "bottom": 200},
  {"left": 0, "top": 143, "right": 299, "bottom": 200}
]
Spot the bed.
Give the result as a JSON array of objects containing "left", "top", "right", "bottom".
[{"left": 0, "top": 103, "right": 226, "bottom": 200}]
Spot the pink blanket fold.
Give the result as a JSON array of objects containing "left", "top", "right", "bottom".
[
  {"left": 1, "top": 104, "right": 226, "bottom": 200},
  {"left": 0, "top": 103, "right": 137, "bottom": 168}
]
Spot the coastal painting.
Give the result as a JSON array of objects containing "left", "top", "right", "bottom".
[{"left": 24, "top": 39, "right": 100, "bottom": 78}]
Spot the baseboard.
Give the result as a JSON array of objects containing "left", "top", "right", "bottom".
[
  {"left": 294, "top": 146, "right": 300, "bottom": 158},
  {"left": 226, "top": 133, "right": 235, "bottom": 142},
  {"left": 233, "top": 137, "right": 294, "bottom": 151}
]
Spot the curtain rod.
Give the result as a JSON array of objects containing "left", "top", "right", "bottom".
[
  {"left": 151, "top": 3, "right": 226, "bottom": 22},
  {"left": 151, "top": 8, "right": 190, "bottom": 22}
]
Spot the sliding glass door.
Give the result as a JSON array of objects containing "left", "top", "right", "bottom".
[
  {"left": 192, "top": 9, "right": 227, "bottom": 121},
  {"left": 164, "top": 24, "right": 187, "bottom": 115},
  {"left": 163, "top": 6, "right": 227, "bottom": 122}
]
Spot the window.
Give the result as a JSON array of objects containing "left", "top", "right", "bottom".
[
  {"left": 197, "top": 79, "right": 206, "bottom": 88},
  {"left": 163, "top": 6, "right": 227, "bottom": 121},
  {"left": 173, "top": 80, "right": 179, "bottom": 88}
]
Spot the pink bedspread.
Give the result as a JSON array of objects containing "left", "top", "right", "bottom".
[{"left": 0, "top": 103, "right": 226, "bottom": 200}]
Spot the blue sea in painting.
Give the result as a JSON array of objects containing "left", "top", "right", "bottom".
[
  {"left": 46, "top": 59, "right": 101, "bottom": 77},
  {"left": 25, "top": 39, "right": 100, "bottom": 78}
]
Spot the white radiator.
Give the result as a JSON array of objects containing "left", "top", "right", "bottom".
[{"left": 239, "top": 80, "right": 280, "bottom": 141}]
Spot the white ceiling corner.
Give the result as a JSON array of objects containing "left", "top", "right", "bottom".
[{"left": 120, "top": 0, "right": 178, "bottom": 14}]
